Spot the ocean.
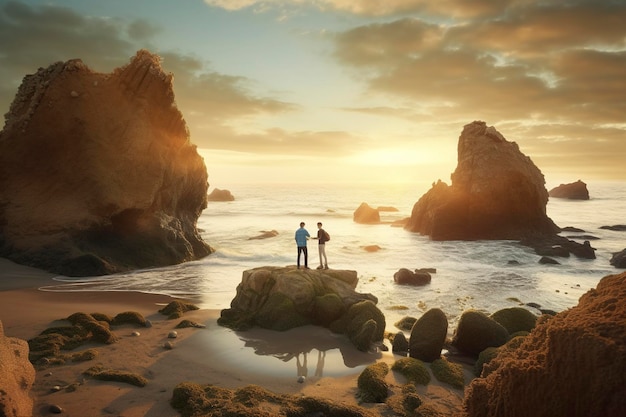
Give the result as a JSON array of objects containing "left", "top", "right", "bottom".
[
  {"left": 45, "top": 180, "right": 625, "bottom": 331},
  {"left": 37, "top": 180, "right": 625, "bottom": 377}
]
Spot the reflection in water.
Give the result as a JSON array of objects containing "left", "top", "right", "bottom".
[{"left": 238, "top": 325, "right": 381, "bottom": 377}]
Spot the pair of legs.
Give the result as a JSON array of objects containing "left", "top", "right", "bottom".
[
  {"left": 297, "top": 246, "right": 308, "bottom": 268},
  {"left": 317, "top": 243, "right": 328, "bottom": 269}
]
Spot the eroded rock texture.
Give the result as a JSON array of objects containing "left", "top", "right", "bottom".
[
  {"left": 0, "top": 321, "right": 35, "bottom": 417},
  {"left": 462, "top": 272, "right": 626, "bottom": 417},
  {"left": 405, "top": 121, "right": 559, "bottom": 240},
  {"left": 0, "top": 50, "right": 212, "bottom": 276}
]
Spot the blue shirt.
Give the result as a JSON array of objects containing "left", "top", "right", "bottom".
[{"left": 295, "top": 227, "right": 310, "bottom": 247}]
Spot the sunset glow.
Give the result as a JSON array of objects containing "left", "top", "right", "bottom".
[{"left": 1, "top": 0, "right": 625, "bottom": 188}]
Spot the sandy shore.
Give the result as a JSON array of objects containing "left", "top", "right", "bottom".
[{"left": 0, "top": 258, "right": 467, "bottom": 416}]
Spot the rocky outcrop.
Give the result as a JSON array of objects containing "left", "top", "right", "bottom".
[
  {"left": 610, "top": 249, "right": 626, "bottom": 268},
  {"left": 0, "top": 50, "right": 212, "bottom": 276},
  {"left": 462, "top": 272, "right": 626, "bottom": 417},
  {"left": 218, "top": 266, "right": 385, "bottom": 351},
  {"left": 354, "top": 202, "right": 380, "bottom": 224},
  {"left": 548, "top": 180, "right": 589, "bottom": 200},
  {"left": 405, "top": 121, "right": 559, "bottom": 240},
  {"left": 0, "top": 321, "right": 35, "bottom": 417},
  {"left": 207, "top": 188, "right": 235, "bottom": 201}
]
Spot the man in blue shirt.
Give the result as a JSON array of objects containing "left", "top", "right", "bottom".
[{"left": 295, "top": 222, "right": 310, "bottom": 269}]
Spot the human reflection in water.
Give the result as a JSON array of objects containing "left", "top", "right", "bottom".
[{"left": 239, "top": 325, "right": 380, "bottom": 377}]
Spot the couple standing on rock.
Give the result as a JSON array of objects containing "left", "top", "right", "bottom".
[{"left": 295, "top": 222, "right": 330, "bottom": 270}]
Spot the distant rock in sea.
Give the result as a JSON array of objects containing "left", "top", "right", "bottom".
[
  {"left": 207, "top": 188, "right": 235, "bottom": 201},
  {"left": 0, "top": 50, "right": 213, "bottom": 276},
  {"left": 353, "top": 202, "right": 380, "bottom": 224},
  {"left": 404, "top": 121, "right": 559, "bottom": 240},
  {"left": 548, "top": 180, "right": 590, "bottom": 200}
]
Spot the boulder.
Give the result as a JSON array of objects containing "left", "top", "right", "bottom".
[
  {"left": 393, "top": 268, "right": 432, "bottom": 286},
  {"left": 489, "top": 307, "right": 537, "bottom": 334},
  {"left": 0, "top": 50, "right": 212, "bottom": 276},
  {"left": 207, "top": 188, "right": 235, "bottom": 201},
  {"left": 548, "top": 180, "right": 589, "bottom": 200},
  {"left": 354, "top": 202, "right": 380, "bottom": 224},
  {"left": 218, "top": 266, "right": 384, "bottom": 351},
  {"left": 391, "top": 332, "right": 409, "bottom": 354},
  {"left": 462, "top": 272, "right": 626, "bottom": 417},
  {"left": 521, "top": 235, "right": 596, "bottom": 259},
  {"left": 451, "top": 310, "right": 509, "bottom": 356},
  {"left": 0, "top": 321, "right": 35, "bottom": 417},
  {"left": 405, "top": 121, "right": 559, "bottom": 240},
  {"left": 610, "top": 249, "right": 626, "bottom": 268},
  {"left": 408, "top": 308, "right": 448, "bottom": 362}
]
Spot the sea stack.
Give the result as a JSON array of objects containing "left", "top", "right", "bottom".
[
  {"left": 0, "top": 50, "right": 213, "bottom": 276},
  {"left": 404, "top": 121, "right": 559, "bottom": 240}
]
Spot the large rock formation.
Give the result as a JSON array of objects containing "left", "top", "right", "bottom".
[
  {"left": 218, "top": 266, "right": 385, "bottom": 351},
  {"left": 0, "top": 321, "right": 35, "bottom": 417},
  {"left": 548, "top": 180, "right": 590, "bottom": 200},
  {"left": 0, "top": 50, "right": 213, "bottom": 276},
  {"left": 405, "top": 121, "right": 559, "bottom": 240},
  {"left": 462, "top": 272, "right": 626, "bottom": 417}
]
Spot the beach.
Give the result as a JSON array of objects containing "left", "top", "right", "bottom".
[{"left": 0, "top": 258, "right": 468, "bottom": 417}]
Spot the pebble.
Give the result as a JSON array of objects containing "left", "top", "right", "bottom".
[
  {"left": 131, "top": 331, "right": 141, "bottom": 337},
  {"left": 168, "top": 331, "right": 178, "bottom": 339},
  {"left": 49, "top": 404, "right": 63, "bottom": 413},
  {"left": 297, "top": 376, "right": 306, "bottom": 383},
  {"left": 50, "top": 385, "right": 62, "bottom": 392},
  {"left": 145, "top": 319, "right": 153, "bottom": 328},
  {"left": 164, "top": 341, "right": 174, "bottom": 350}
]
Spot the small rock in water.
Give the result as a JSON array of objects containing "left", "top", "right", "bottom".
[
  {"left": 49, "top": 404, "right": 63, "bottom": 413},
  {"left": 297, "top": 376, "right": 306, "bottom": 383},
  {"left": 145, "top": 319, "right": 153, "bottom": 328},
  {"left": 168, "top": 331, "right": 178, "bottom": 339}
]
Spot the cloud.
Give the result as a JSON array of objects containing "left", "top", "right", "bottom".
[{"left": 0, "top": 1, "right": 315, "bottom": 157}]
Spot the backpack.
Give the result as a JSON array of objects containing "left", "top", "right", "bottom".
[{"left": 324, "top": 230, "right": 330, "bottom": 241}]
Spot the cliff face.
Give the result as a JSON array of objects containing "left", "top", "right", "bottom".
[
  {"left": 0, "top": 50, "right": 213, "bottom": 276},
  {"left": 405, "top": 121, "right": 559, "bottom": 240},
  {"left": 462, "top": 272, "right": 626, "bottom": 417}
]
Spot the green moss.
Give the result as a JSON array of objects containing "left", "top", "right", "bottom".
[
  {"left": 159, "top": 300, "right": 200, "bottom": 320},
  {"left": 90, "top": 312, "right": 113, "bottom": 323},
  {"left": 83, "top": 365, "right": 147, "bottom": 387},
  {"left": 357, "top": 361, "right": 389, "bottom": 403},
  {"left": 430, "top": 358, "right": 465, "bottom": 389},
  {"left": 391, "top": 357, "right": 431, "bottom": 386},
  {"left": 217, "top": 308, "right": 255, "bottom": 331},
  {"left": 313, "top": 293, "right": 346, "bottom": 326},
  {"left": 175, "top": 319, "right": 206, "bottom": 329},
  {"left": 68, "top": 349, "right": 98, "bottom": 362},
  {"left": 233, "top": 385, "right": 283, "bottom": 407},
  {"left": 111, "top": 311, "right": 147, "bottom": 327},
  {"left": 490, "top": 307, "right": 537, "bottom": 334},
  {"left": 474, "top": 347, "right": 499, "bottom": 377},
  {"left": 255, "top": 292, "right": 310, "bottom": 331},
  {"left": 345, "top": 300, "right": 386, "bottom": 351}
]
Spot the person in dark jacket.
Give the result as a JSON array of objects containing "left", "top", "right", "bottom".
[{"left": 314, "top": 222, "right": 329, "bottom": 269}]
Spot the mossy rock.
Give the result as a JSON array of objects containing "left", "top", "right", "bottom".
[
  {"left": 474, "top": 346, "right": 500, "bottom": 377},
  {"left": 217, "top": 308, "right": 255, "bottom": 331},
  {"left": 111, "top": 311, "right": 147, "bottom": 327},
  {"left": 255, "top": 292, "right": 310, "bottom": 331},
  {"left": 451, "top": 310, "right": 509, "bottom": 356},
  {"left": 159, "top": 300, "right": 200, "bottom": 319},
  {"left": 408, "top": 308, "right": 448, "bottom": 362},
  {"left": 430, "top": 358, "right": 465, "bottom": 389},
  {"left": 490, "top": 307, "right": 537, "bottom": 334},
  {"left": 394, "top": 316, "right": 417, "bottom": 331},
  {"left": 391, "top": 357, "right": 431, "bottom": 386},
  {"left": 312, "top": 293, "right": 346, "bottom": 326},
  {"left": 175, "top": 319, "right": 206, "bottom": 329},
  {"left": 67, "top": 348, "right": 98, "bottom": 362},
  {"left": 357, "top": 361, "right": 389, "bottom": 403},
  {"left": 84, "top": 365, "right": 147, "bottom": 387},
  {"left": 386, "top": 383, "right": 423, "bottom": 415},
  {"left": 90, "top": 312, "right": 113, "bottom": 323},
  {"left": 345, "top": 300, "right": 386, "bottom": 351},
  {"left": 392, "top": 331, "right": 409, "bottom": 354}
]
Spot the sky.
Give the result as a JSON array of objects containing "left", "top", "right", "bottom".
[{"left": 1, "top": 0, "right": 625, "bottom": 188}]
